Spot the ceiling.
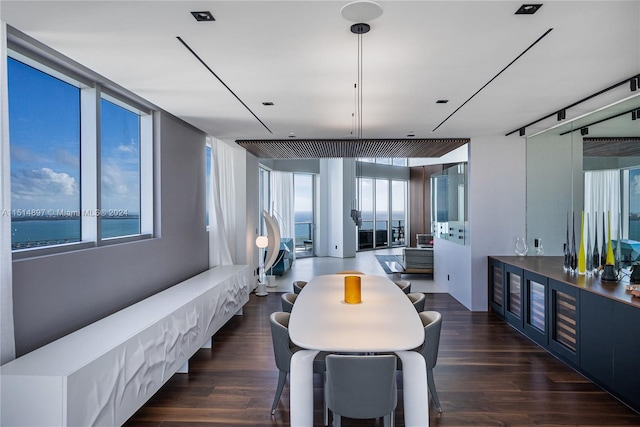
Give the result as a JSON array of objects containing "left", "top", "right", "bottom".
[{"left": 2, "top": 1, "right": 639, "bottom": 159}]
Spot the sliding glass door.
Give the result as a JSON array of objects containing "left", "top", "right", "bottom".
[
  {"left": 294, "top": 173, "right": 315, "bottom": 258},
  {"left": 357, "top": 178, "right": 407, "bottom": 250}
]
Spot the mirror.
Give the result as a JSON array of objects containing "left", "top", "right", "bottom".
[{"left": 526, "top": 94, "right": 640, "bottom": 259}]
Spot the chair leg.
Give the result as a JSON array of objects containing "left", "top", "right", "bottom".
[
  {"left": 271, "top": 370, "right": 287, "bottom": 415},
  {"left": 427, "top": 368, "right": 442, "bottom": 413},
  {"left": 383, "top": 412, "right": 394, "bottom": 427}
]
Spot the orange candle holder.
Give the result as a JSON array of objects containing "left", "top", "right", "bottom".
[{"left": 344, "top": 275, "right": 361, "bottom": 304}]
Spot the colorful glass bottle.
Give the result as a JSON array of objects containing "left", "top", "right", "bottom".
[
  {"left": 564, "top": 212, "right": 570, "bottom": 271},
  {"left": 601, "top": 212, "right": 607, "bottom": 269},
  {"left": 586, "top": 213, "right": 593, "bottom": 276},
  {"left": 578, "top": 211, "right": 586, "bottom": 275},
  {"left": 570, "top": 212, "right": 577, "bottom": 273},
  {"left": 592, "top": 211, "right": 599, "bottom": 274}
]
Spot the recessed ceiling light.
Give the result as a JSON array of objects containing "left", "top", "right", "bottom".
[
  {"left": 288, "top": 133, "right": 296, "bottom": 138},
  {"left": 515, "top": 4, "right": 542, "bottom": 15},
  {"left": 436, "top": 99, "right": 449, "bottom": 104},
  {"left": 407, "top": 132, "right": 416, "bottom": 137},
  {"left": 191, "top": 11, "right": 215, "bottom": 22},
  {"left": 262, "top": 102, "right": 274, "bottom": 106}
]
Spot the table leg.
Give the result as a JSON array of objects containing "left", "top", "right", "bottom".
[
  {"left": 290, "top": 349, "right": 320, "bottom": 427},
  {"left": 396, "top": 350, "right": 429, "bottom": 426}
]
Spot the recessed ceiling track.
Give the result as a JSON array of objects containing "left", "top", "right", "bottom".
[
  {"left": 509, "top": 75, "right": 640, "bottom": 137},
  {"left": 433, "top": 28, "right": 553, "bottom": 132},
  {"left": 176, "top": 36, "right": 273, "bottom": 134}
]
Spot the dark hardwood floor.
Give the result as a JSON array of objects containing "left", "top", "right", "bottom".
[{"left": 124, "top": 292, "right": 640, "bottom": 426}]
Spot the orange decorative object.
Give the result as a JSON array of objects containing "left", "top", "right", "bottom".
[{"left": 344, "top": 275, "right": 362, "bottom": 304}]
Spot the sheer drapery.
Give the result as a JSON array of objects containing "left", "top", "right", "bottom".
[
  {"left": 270, "top": 171, "right": 295, "bottom": 240},
  {"left": 1, "top": 21, "right": 16, "bottom": 364},
  {"left": 584, "top": 169, "right": 620, "bottom": 245},
  {"left": 208, "top": 138, "right": 235, "bottom": 267}
]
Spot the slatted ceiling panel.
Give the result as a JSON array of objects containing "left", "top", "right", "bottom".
[
  {"left": 235, "top": 138, "right": 470, "bottom": 159},
  {"left": 583, "top": 137, "right": 640, "bottom": 157}
]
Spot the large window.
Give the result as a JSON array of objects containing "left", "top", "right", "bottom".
[
  {"left": 629, "top": 168, "right": 640, "bottom": 241},
  {"left": 294, "top": 173, "right": 314, "bottom": 257},
  {"left": 100, "top": 97, "right": 141, "bottom": 239},
  {"left": 8, "top": 58, "right": 81, "bottom": 249},
  {"left": 7, "top": 50, "right": 153, "bottom": 255},
  {"left": 357, "top": 177, "right": 407, "bottom": 250}
]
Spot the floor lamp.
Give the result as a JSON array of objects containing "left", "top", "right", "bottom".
[{"left": 256, "top": 235, "right": 269, "bottom": 296}]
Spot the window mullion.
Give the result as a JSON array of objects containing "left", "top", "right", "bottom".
[
  {"left": 80, "top": 85, "right": 99, "bottom": 243},
  {"left": 140, "top": 113, "right": 153, "bottom": 235}
]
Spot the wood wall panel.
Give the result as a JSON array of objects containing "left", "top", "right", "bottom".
[{"left": 409, "top": 164, "right": 442, "bottom": 247}]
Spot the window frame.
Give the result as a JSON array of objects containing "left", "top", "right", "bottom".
[{"left": 8, "top": 32, "right": 154, "bottom": 260}]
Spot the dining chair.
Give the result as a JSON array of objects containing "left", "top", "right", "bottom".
[
  {"left": 269, "top": 311, "right": 326, "bottom": 415},
  {"left": 293, "top": 280, "right": 308, "bottom": 294},
  {"left": 394, "top": 279, "right": 411, "bottom": 294},
  {"left": 280, "top": 293, "right": 297, "bottom": 313},
  {"left": 407, "top": 292, "right": 426, "bottom": 312},
  {"left": 398, "top": 310, "right": 443, "bottom": 412},
  {"left": 324, "top": 354, "right": 397, "bottom": 427},
  {"left": 336, "top": 270, "right": 364, "bottom": 274}
]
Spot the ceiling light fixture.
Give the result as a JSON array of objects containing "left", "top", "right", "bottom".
[
  {"left": 557, "top": 109, "right": 566, "bottom": 121},
  {"left": 436, "top": 99, "right": 449, "bottom": 104},
  {"left": 191, "top": 11, "right": 215, "bottom": 22},
  {"left": 352, "top": 22, "right": 369, "bottom": 140},
  {"left": 515, "top": 4, "right": 542, "bottom": 15},
  {"left": 581, "top": 127, "right": 589, "bottom": 136},
  {"left": 342, "top": 1, "right": 383, "bottom": 140},
  {"left": 262, "top": 102, "right": 274, "bottom": 106}
]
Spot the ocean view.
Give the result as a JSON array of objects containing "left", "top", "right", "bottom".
[{"left": 11, "top": 217, "right": 140, "bottom": 249}]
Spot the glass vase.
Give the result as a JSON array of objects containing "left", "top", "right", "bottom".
[
  {"left": 586, "top": 213, "right": 593, "bottom": 276},
  {"left": 564, "top": 212, "right": 570, "bottom": 271},
  {"left": 570, "top": 212, "right": 577, "bottom": 273},
  {"left": 515, "top": 237, "right": 528, "bottom": 257},
  {"left": 592, "top": 211, "right": 599, "bottom": 274},
  {"left": 578, "top": 211, "right": 586, "bottom": 275}
]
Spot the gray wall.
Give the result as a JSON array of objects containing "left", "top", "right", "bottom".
[{"left": 11, "top": 111, "right": 209, "bottom": 356}]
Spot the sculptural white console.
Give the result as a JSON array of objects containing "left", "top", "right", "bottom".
[{"left": 1, "top": 265, "right": 249, "bottom": 426}]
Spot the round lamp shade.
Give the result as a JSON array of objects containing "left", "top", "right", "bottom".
[{"left": 255, "top": 235, "right": 269, "bottom": 249}]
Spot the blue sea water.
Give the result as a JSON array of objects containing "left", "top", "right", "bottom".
[{"left": 11, "top": 218, "right": 140, "bottom": 249}]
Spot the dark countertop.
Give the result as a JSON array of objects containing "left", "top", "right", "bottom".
[{"left": 489, "top": 255, "right": 640, "bottom": 308}]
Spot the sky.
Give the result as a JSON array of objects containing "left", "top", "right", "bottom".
[{"left": 8, "top": 57, "right": 140, "bottom": 215}]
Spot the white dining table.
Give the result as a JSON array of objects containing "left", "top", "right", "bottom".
[{"left": 288, "top": 274, "right": 429, "bottom": 426}]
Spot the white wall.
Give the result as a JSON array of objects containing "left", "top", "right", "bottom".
[
  {"left": 317, "top": 158, "right": 357, "bottom": 258},
  {"left": 468, "top": 136, "right": 527, "bottom": 311}
]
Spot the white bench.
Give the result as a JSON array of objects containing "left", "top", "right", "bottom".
[{"left": 1, "top": 265, "right": 249, "bottom": 426}]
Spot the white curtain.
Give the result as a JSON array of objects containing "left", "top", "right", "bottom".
[
  {"left": 584, "top": 169, "right": 620, "bottom": 248},
  {"left": 270, "top": 171, "right": 295, "bottom": 240},
  {"left": 1, "top": 21, "right": 16, "bottom": 364},
  {"left": 208, "top": 138, "right": 235, "bottom": 267}
]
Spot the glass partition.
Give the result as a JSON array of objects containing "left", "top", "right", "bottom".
[{"left": 431, "top": 163, "right": 468, "bottom": 245}]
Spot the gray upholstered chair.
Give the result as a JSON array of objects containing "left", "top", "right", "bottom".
[
  {"left": 269, "top": 311, "right": 325, "bottom": 415},
  {"left": 394, "top": 279, "right": 411, "bottom": 294},
  {"left": 280, "top": 293, "right": 297, "bottom": 313},
  {"left": 324, "top": 354, "right": 398, "bottom": 427},
  {"left": 292, "top": 280, "right": 308, "bottom": 294},
  {"left": 407, "top": 292, "right": 426, "bottom": 312},
  {"left": 398, "top": 310, "right": 443, "bottom": 413}
]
